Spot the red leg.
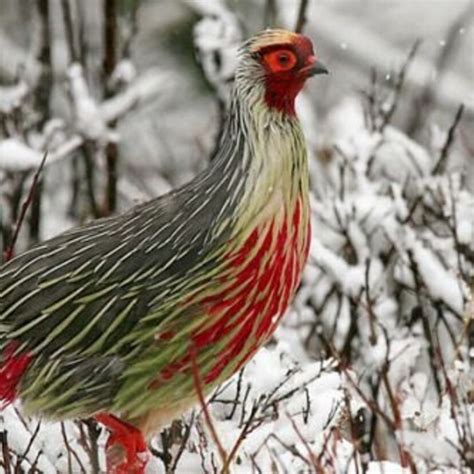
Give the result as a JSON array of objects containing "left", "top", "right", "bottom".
[{"left": 95, "top": 413, "right": 149, "bottom": 474}]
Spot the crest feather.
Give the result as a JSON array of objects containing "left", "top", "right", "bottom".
[{"left": 245, "top": 29, "right": 301, "bottom": 53}]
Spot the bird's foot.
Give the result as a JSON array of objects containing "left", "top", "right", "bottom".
[{"left": 96, "top": 413, "right": 149, "bottom": 474}]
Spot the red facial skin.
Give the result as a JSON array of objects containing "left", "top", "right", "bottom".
[{"left": 258, "top": 35, "right": 317, "bottom": 116}]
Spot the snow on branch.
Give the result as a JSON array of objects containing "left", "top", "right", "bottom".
[
  {"left": 0, "top": 139, "right": 43, "bottom": 170},
  {"left": 0, "top": 67, "right": 167, "bottom": 172},
  {"left": 292, "top": 72, "right": 473, "bottom": 470},
  {"left": 67, "top": 63, "right": 111, "bottom": 143},
  {"left": 0, "top": 81, "right": 29, "bottom": 114},
  {"left": 184, "top": 0, "right": 242, "bottom": 104}
]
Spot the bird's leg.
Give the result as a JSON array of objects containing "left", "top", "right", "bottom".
[{"left": 95, "top": 413, "right": 149, "bottom": 474}]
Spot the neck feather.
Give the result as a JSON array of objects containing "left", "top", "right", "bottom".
[{"left": 214, "top": 86, "right": 309, "bottom": 232}]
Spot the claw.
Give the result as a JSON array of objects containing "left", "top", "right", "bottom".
[{"left": 96, "top": 413, "right": 149, "bottom": 474}]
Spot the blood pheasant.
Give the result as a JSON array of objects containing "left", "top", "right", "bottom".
[{"left": 0, "top": 29, "right": 327, "bottom": 473}]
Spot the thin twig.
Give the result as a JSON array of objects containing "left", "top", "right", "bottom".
[
  {"left": 432, "top": 103, "right": 464, "bottom": 175},
  {"left": 379, "top": 39, "right": 421, "bottom": 131},
  {"left": 30, "top": 0, "right": 51, "bottom": 243},
  {"left": 295, "top": 0, "right": 310, "bottom": 33},
  {"left": 402, "top": 103, "right": 464, "bottom": 220},
  {"left": 221, "top": 402, "right": 258, "bottom": 473},
  {"left": 103, "top": 0, "right": 119, "bottom": 215},
  {"left": 288, "top": 414, "right": 324, "bottom": 473},
  {"left": 123, "top": 0, "right": 140, "bottom": 58},
  {"left": 0, "top": 429, "right": 11, "bottom": 474},
  {"left": 264, "top": 0, "right": 278, "bottom": 28},
  {"left": 18, "top": 421, "right": 41, "bottom": 468},
  {"left": 169, "top": 413, "right": 195, "bottom": 473},
  {"left": 60, "top": 0, "right": 79, "bottom": 63},
  {"left": 60, "top": 423, "right": 73, "bottom": 474},
  {"left": 364, "top": 258, "right": 378, "bottom": 345},
  {"left": 3, "top": 152, "right": 48, "bottom": 261},
  {"left": 80, "top": 142, "right": 101, "bottom": 218},
  {"left": 189, "top": 347, "right": 228, "bottom": 469},
  {"left": 382, "top": 103, "right": 465, "bottom": 264},
  {"left": 406, "top": 4, "right": 471, "bottom": 135},
  {"left": 330, "top": 347, "right": 397, "bottom": 432}
]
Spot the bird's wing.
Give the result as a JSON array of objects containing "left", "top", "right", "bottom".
[
  {"left": 0, "top": 138, "right": 246, "bottom": 418},
  {"left": 0, "top": 177, "right": 233, "bottom": 359}
]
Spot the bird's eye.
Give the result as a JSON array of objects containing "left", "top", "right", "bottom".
[
  {"left": 263, "top": 49, "right": 297, "bottom": 72},
  {"left": 278, "top": 52, "right": 290, "bottom": 65}
]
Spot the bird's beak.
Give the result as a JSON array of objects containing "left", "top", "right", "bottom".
[
  {"left": 301, "top": 55, "right": 329, "bottom": 77},
  {"left": 308, "top": 60, "right": 329, "bottom": 76}
]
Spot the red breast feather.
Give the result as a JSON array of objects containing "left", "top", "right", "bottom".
[{"left": 155, "top": 197, "right": 311, "bottom": 386}]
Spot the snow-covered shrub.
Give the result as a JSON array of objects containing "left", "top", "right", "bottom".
[
  {"left": 291, "top": 90, "right": 473, "bottom": 471},
  {"left": 1, "top": 1, "right": 473, "bottom": 473}
]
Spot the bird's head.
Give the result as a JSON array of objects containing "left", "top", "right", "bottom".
[{"left": 237, "top": 29, "right": 328, "bottom": 116}]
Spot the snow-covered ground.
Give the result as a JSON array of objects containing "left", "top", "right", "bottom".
[{"left": 0, "top": 0, "right": 473, "bottom": 473}]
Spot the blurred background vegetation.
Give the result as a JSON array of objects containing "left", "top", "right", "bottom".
[{"left": 0, "top": 1, "right": 473, "bottom": 473}]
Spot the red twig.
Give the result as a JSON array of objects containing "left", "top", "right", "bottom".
[
  {"left": 3, "top": 152, "right": 48, "bottom": 262},
  {"left": 221, "top": 402, "right": 258, "bottom": 472},
  {"left": 288, "top": 413, "right": 326, "bottom": 473},
  {"left": 189, "top": 346, "right": 228, "bottom": 469}
]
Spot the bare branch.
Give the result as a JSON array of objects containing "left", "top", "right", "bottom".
[
  {"left": 295, "top": 0, "right": 310, "bottom": 33},
  {"left": 432, "top": 103, "right": 465, "bottom": 175},
  {"left": 3, "top": 152, "right": 48, "bottom": 261}
]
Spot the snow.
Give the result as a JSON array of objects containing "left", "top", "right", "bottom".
[
  {"left": 0, "top": 138, "right": 44, "bottom": 171},
  {"left": 292, "top": 75, "right": 472, "bottom": 473},
  {"left": 366, "top": 461, "right": 410, "bottom": 474},
  {"left": 411, "top": 239, "right": 464, "bottom": 315},
  {"left": 100, "top": 68, "right": 170, "bottom": 123},
  {"left": 0, "top": 70, "right": 167, "bottom": 173},
  {"left": 457, "top": 219, "right": 472, "bottom": 245},
  {"left": 2, "top": 406, "right": 91, "bottom": 472},
  {"left": 191, "top": 1, "right": 241, "bottom": 104},
  {"left": 111, "top": 59, "right": 137, "bottom": 88},
  {"left": 1, "top": 1, "right": 473, "bottom": 472},
  {"left": 185, "top": 346, "right": 347, "bottom": 473},
  {"left": 0, "top": 81, "right": 29, "bottom": 113},
  {"left": 68, "top": 63, "right": 111, "bottom": 143}
]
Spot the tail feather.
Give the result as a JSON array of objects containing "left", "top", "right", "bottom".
[{"left": 0, "top": 341, "right": 32, "bottom": 407}]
